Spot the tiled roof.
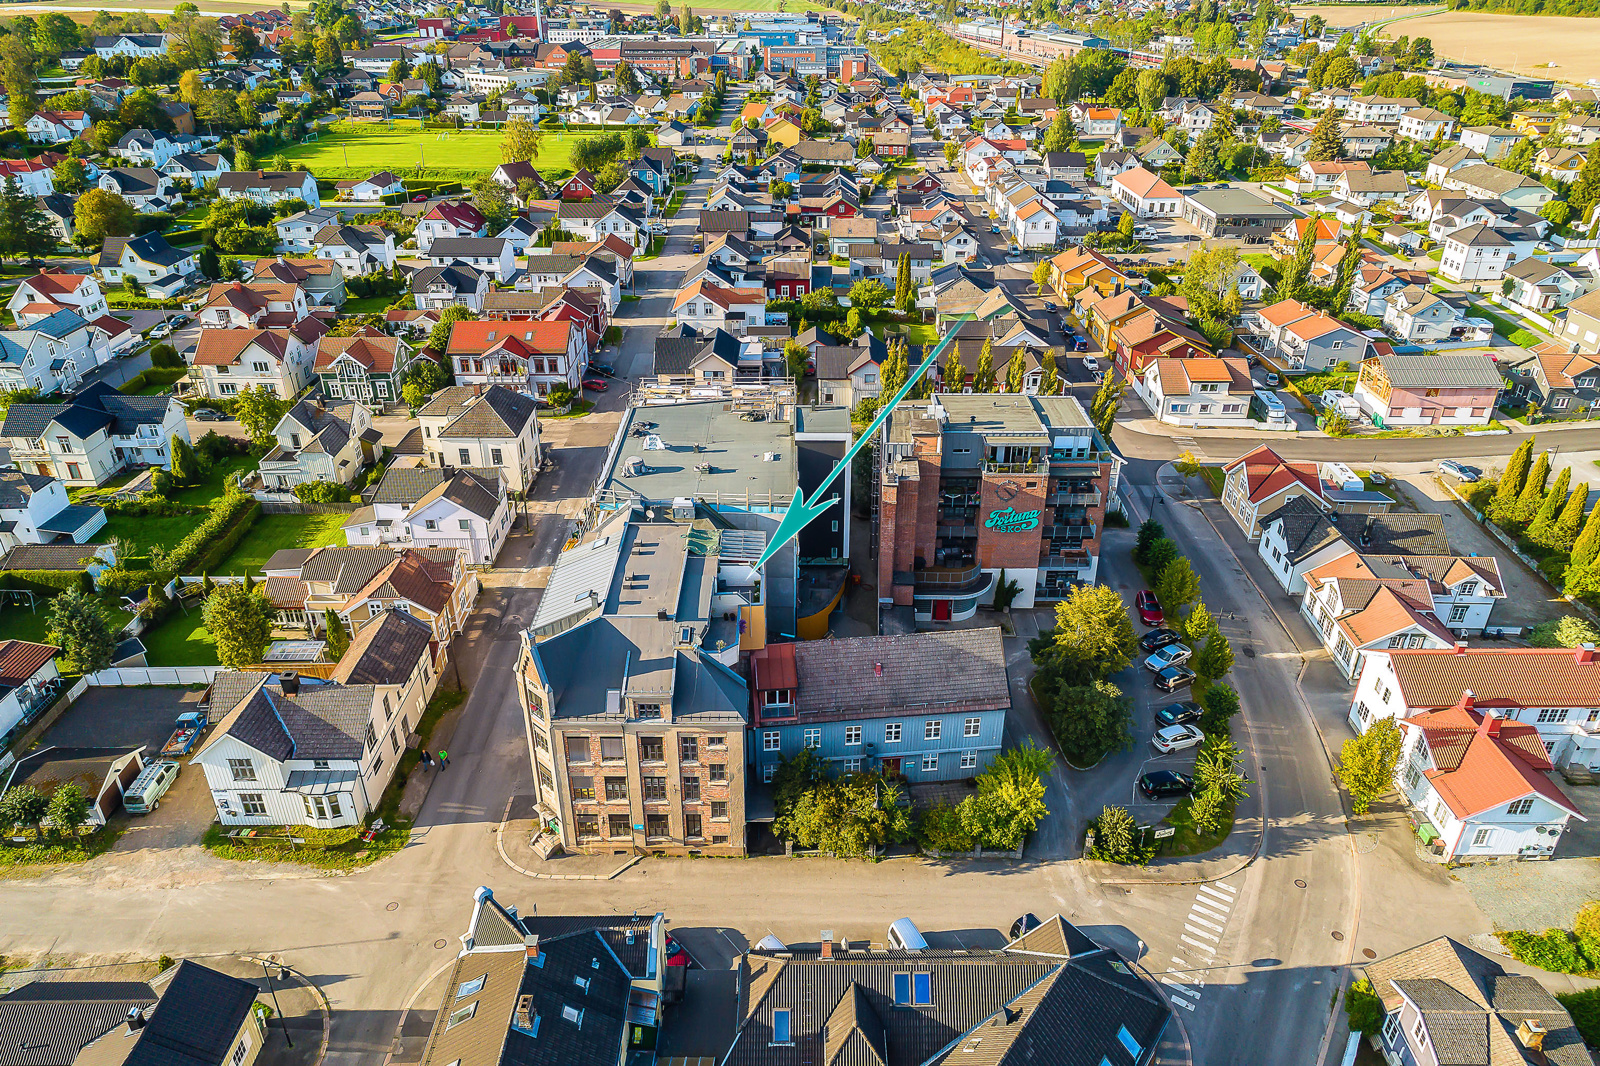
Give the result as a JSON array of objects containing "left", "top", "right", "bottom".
[
  {"left": 193, "top": 327, "right": 290, "bottom": 366},
  {"left": 1405, "top": 699, "right": 1577, "bottom": 819},
  {"left": 0, "top": 639, "right": 58, "bottom": 683},
  {"left": 447, "top": 320, "right": 571, "bottom": 356},
  {"left": 332, "top": 609, "right": 434, "bottom": 685},
  {"left": 0, "top": 980, "right": 157, "bottom": 1066},
  {"left": 314, "top": 334, "right": 404, "bottom": 373},
  {"left": 123, "top": 961, "right": 259, "bottom": 1066},
  {"left": 1223, "top": 445, "right": 1323, "bottom": 505},
  {"left": 1387, "top": 646, "right": 1600, "bottom": 709}
]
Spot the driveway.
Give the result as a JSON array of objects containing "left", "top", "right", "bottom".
[
  {"left": 1394, "top": 474, "right": 1567, "bottom": 631},
  {"left": 38, "top": 686, "right": 216, "bottom": 850}
]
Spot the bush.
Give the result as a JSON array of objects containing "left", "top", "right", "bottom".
[
  {"left": 292, "top": 480, "right": 352, "bottom": 503},
  {"left": 1529, "top": 616, "right": 1600, "bottom": 648},
  {"left": 1345, "top": 978, "right": 1383, "bottom": 1035},
  {"left": 1498, "top": 929, "right": 1590, "bottom": 974},
  {"left": 119, "top": 367, "right": 189, "bottom": 394},
  {"left": 0, "top": 569, "right": 94, "bottom": 596},
  {"left": 1559, "top": 988, "right": 1600, "bottom": 1049},
  {"left": 917, "top": 803, "right": 975, "bottom": 852},
  {"left": 1086, "top": 805, "right": 1156, "bottom": 865}
]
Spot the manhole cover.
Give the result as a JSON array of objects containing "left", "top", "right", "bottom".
[
  {"left": 1363, "top": 949, "right": 1377, "bottom": 959},
  {"left": 387, "top": 902, "right": 399, "bottom": 911},
  {"left": 1332, "top": 931, "right": 1345, "bottom": 941},
  {"left": 1295, "top": 879, "right": 1307, "bottom": 888},
  {"left": 434, "top": 939, "right": 448, "bottom": 949},
  {"left": 1243, "top": 646, "right": 1256, "bottom": 658},
  {"left": 1355, "top": 833, "right": 1381, "bottom": 855}
]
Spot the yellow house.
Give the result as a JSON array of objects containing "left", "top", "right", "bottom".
[
  {"left": 764, "top": 115, "right": 803, "bottom": 148},
  {"left": 1511, "top": 112, "right": 1557, "bottom": 137},
  {"left": 1049, "top": 247, "right": 1134, "bottom": 302}
]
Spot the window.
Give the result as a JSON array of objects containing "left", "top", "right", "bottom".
[
  {"left": 763, "top": 730, "right": 781, "bottom": 751},
  {"left": 605, "top": 777, "right": 628, "bottom": 801},
  {"left": 685, "top": 813, "right": 702, "bottom": 838},
  {"left": 575, "top": 813, "right": 599, "bottom": 838},
  {"left": 772, "top": 1009, "right": 792, "bottom": 1045},
  {"left": 1537, "top": 708, "right": 1568, "bottom": 724},
  {"left": 707, "top": 736, "right": 725, "bottom": 748},
  {"left": 711, "top": 800, "right": 728, "bottom": 820},
  {"left": 1472, "top": 827, "right": 1494, "bottom": 847},
  {"left": 921, "top": 753, "right": 939, "bottom": 772},
  {"left": 964, "top": 717, "right": 981, "bottom": 737},
  {"left": 303, "top": 794, "right": 343, "bottom": 820},
  {"left": 763, "top": 764, "right": 775, "bottom": 783},
  {"left": 566, "top": 736, "right": 591, "bottom": 762},
  {"left": 884, "top": 722, "right": 902, "bottom": 743},
  {"left": 491, "top": 448, "right": 503, "bottom": 464},
  {"left": 646, "top": 813, "right": 669, "bottom": 838},
  {"left": 570, "top": 775, "right": 595, "bottom": 800},
  {"left": 893, "top": 973, "right": 911, "bottom": 1004},
  {"left": 446, "top": 1002, "right": 478, "bottom": 1029},
  {"left": 458, "top": 975, "right": 487, "bottom": 999},
  {"left": 913, "top": 973, "right": 932, "bottom": 1004},
  {"left": 1508, "top": 797, "right": 1534, "bottom": 815},
  {"left": 459, "top": 448, "right": 471, "bottom": 464},
  {"left": 682, "top": 776, "right": 700, "bottom": 802},
  {"left": 804, "top": 728, "right": 821, "bottom": 748},
  {"left": 640, "top": 737, "right": 664, "bottom": 761},
  {"left": 239, "top": 793, "right": 266, "bottom": 816},
  {"left": 844, "top": 726, "right": 862, "bottom": 745},
  {"left": 1413, "top": 1016, "right": 1428, "bottom": 1045},
  {"left": 600, "top": 736, "right": 625, "bottom": 761},
  {"left": 643, "top": 777, "right": 667, "bottom": 802},
  {"left": 537, "top": 765, "right": 554, "bottom": 794},
  {"left": 608, "top": 814, "right": 631, "bottom": 837},
  {"left": 924, "top": 720, "right": 941, "bottom": 741},
  {"left": 961, "top": 751, "right": 977, "bottom": 769},
  {"left": 231, "top": 1037, "right": 249, "bottom": 1066},
  {"left": 681, "top": 736, "right": 699, "bottom": 763},
  {"left": 228, "top": 758, "right": 257, "bottom": 782},
  {"left": 1117, "top": 1026, "right": 1142, "bottom": 1058}
]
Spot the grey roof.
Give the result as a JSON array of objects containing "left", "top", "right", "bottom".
[
  {"left": 331, "top": 609, "right": 433, "bottom": 686},
  {"left": 528, "top": 514, "right": 629, "bottom": 635},
  {"left": 1183, "top": 187, "right": 1296, "bottom": 219},
  {"left": 0, "top": 982, "right": 157, "bottom": 1066},
  {"left": 1330, "top": 513, "right": 1450, "bottom": 555},
  {"left": 784, "top": 628, "right": 1009, "bottom": 721},
  {"left": 37, "top": 505, "right": 105, "bottom": 535},
  {"left": 426, "top": 237, "right": 511, "bottom": 259},
  {"left": 413, "top": 470, "right": 502, "bottom": 520},
  {"left": 1447, "top": 163, "right": 1544, "bottom": 195},
  {"left": 1375, "top": 354, "right": 1503, "bottom": 388},
  {"left": 218, "top": 676, "right": 376, "bottom": 761},
  {"left": 298, "top": 546, "right": 449, "bottom": 591},
  {"left": 429, "top": 385, "right": 538, "bottom": 439},
  {"left": 600, "top": 400, "right": 797, "bottom": 506},
  {"left": 0, "top": 469, "right": 58, "bottom": 507},
  {"left": 0, "top": 543, "right": 107, "bottom": 571},
  {"left": 372, "top": 465, "right": 499, "bottom": 506},
  {"left": 123, "top": 961, "right": 259, "bottom": 1066},
  {"left": 412, "top": 263, "right": 483, "bottom": 293}
]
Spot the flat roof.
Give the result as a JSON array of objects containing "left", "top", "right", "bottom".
[
  {"left": 934, "top": 392, "right": 1093, "bottom": 434},
  {"left": 793, "top": 404, "right": 852, "bottom": 435},
  {"left": 600, "top": 401, "right": 797, "bottom": 507},
  {"left": 1185, "top": 187, "right": 1297, "bottom": 219}
]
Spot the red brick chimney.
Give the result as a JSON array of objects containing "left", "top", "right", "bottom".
[
  {"left": 1454, "top": 641, "right": 1468, "bottom": 655},
  {"left": 1576, "top": 643, "right": 1595, "bottom": 664},
  {"left": 820, "top": 932, "right": 833, "bottom": 959}
]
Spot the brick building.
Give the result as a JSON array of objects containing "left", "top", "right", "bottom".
[
  {"left": 517, "top": 511, "right": 750, "bottom": 855},
  {"left": 876, "top": 394, "right": 1120, "bottom": 626}
]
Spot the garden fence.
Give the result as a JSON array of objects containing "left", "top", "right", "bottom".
[
  {"left": 255, "top": 496, "right": 360, "bottom": 515},
  {"left": 85, "top": 667, "right": 219, "bottom": 686}
]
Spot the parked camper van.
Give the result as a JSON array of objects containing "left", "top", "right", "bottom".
[{"left": 122, "top": 759, "right": 180, "bottom": 815}]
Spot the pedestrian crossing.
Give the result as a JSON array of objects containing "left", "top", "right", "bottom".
[{"left": 1159, "top": 880, "right": 1238, "bottom": 1013}]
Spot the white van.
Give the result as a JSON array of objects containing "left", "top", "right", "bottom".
[
  {"left": 123, "top": 759, "right": 180, "bottom": 815},
  {"left": 1252, "top": 389, "right": 1288, "bottom": 424},
  {"left": 887, "top": 918, "right": 929, "bottom": 952}
]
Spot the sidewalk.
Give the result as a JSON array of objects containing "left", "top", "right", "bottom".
[
  {"left": 495, "top": 793, "right": 642, "bottom": 880},
  {"left": 184, "top": 955, "right": 328, "bottom": 1066}
]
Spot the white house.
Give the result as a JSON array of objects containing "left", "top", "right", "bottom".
[
  {"left": 1133, "top": 356, "right": 1255, "bottom": 427},
  {"left": 313, "top": 224, "right": 397, "bottom": 275},
  {"left": 0, "top": 309, "right": 113, "bottom": 394},
  {"left": 192, "top": 326, "right": 317, "bottom": 400},
  {"left": 345, "top": 466, "right": 511, "bottom": 565},
  {"left": 1257, "top": 497, "right": 1449, "bottom": 596},
  {"left": 0, "top": 383, "right": 189, "bottom": 486},
  {"left": 6, "top": 271, "right": 108, "bottom": 327},
  {"left": 193, "top": 613, "right": 438, "bottom": 829},
  {"left": 216, "top": 170, "right": 322, "bottom": 208},
  {"left": 1439, "top": 224, "right": 1517, "bottom": 283},
  {"left": 25, "top": 110, "right": 90, "bottom": 144},
  {"left": 335, "top": 170, "right": 406, "bottom": 201},
  {"left": 1109, "top": 167, "right": 1183, "bottom": 218},
  {"left": 426, "top": 237, "right": 518, "bottom": 283},
  {"left": 0, "top": 470, "right": 105, "bottom": 550},
  {"left": 97, "top": 232, "right": 198, "bottom": 298},
  {"left": 416, "top": 385, "right": 542, "bottom": 495},
  {"left": 415, "top": 201, "right": 487, "bottom": 253},
  {"left": 0, "top": 639, "right": 62, "bottom": 743}
]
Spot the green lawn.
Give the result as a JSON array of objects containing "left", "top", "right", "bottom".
[
  {"left": 0, "top": 591, "right": 132, "bottom": 648},
  {"left": 341, "top": 295, "right": 395, "bottom": 314},
  {"left": 140, "top": 607, "right": 218, "bottom": 667},
  {"left": 214, "top": 514, "right": 346, "bottom": 575},
  {"left": 275, "top": 122, "right": 626, "bottom": 181},
  {"left": 876, "top": 322, "right": 939, "bottom": 345},
  {"left": 96, "top": 514, "right": 201, "bottom": 557},
  {"left": 167, "top": 458, "right": 255, "bottom": 507}
]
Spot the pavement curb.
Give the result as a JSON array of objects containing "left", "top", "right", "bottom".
[
  {"left": 381, "top": 957, "right": 458, "bottom": 1066},
  {"left": 493, "top": 797, "right": 642, "bottom": 880},
  {"left": 238, "top": 954, "right": 331, "bottom": 1066}
]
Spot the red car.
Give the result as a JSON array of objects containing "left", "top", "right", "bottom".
[
  {"left": 1135, "top": 590, "right": 1163, "bottom": 626},
  {"left": 665, "top": 935, "right": 691, "bottom": 967},
  {"left": 582, "top": 377, "right": 608, "bottom": 391}
]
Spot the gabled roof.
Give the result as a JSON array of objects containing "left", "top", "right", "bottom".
[
  {"left": 314, "top": 333, "right": 406, "bottom": 373},
  {"left": 122, "top": 960, "right": 259, "bottom": 1066},
  {"left": 1223, "top": 445, "right": 1323, "bottom": 505},
  {"left": 1403, "top": 698, "right": 1580, "bottom": 820},
  {"left": 331, "top": 608, "right": 434, "bottom": 685},
  {"left": 0, "top": 981, "right": 157, "bottom": 1066},
  {"left": 193, "top": 327, "right": 291, "bottom": 367}
]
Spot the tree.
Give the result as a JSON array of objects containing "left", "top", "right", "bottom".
[
  {"left": 783, "top": 338, "right": 809, "bottom": 380},
  {"left": 1088, "top": 804, "right": 1153, "bottom": 864},
  {"left": 942, "top": 345, "right": 966, "bottom": 392},
  {"left": 1571, "top": 502, "right": 1600, "bottom": 574},
  {"left": 1182, "top": 599, "right": 1216, "bottom": 645},
  {"left": 0, "top": 37, "right": 39, "bottom": 129},
  {"left": 1192, "top": 628, "right": 1235, "bottom": 681},
  {"left": 1040, "top": 584, "right": 1138, "bottom": 687},
  {"left": 972, "top": 338, "right": 996, "bottom": 393},
  {"left": 1134, "top": 518, "right": 1166, "bottom": 565},
  {"left": 893, "top": 253, "right": 912, "bottom": 312},
  {"left": 1492, "top": 438, "right": 1534, "bottom": 520},
  {"left": 0, "top": 178, "right": 56, "bottom": 262},
  {"left": 613, "top": 59, "right": 638, "bottom": 94},
  {"left": 232, "top": 384, "right": 288, "bottom": 444},
  {"left": 844, "top": 306, "right": 867, "bottom": 339},
  {"left": 427, "top": 304, "right": 474, "bottom": 352},
  {"left": 0, "top": 784, "right": 47, "bottom": 837},
  {"left": 1569, "top": 149, "right": 1600, "bottom": 226},
  {"left": 150, "top": 343, "right": 182, "bottom": 369},
  {"left": 202, "top": 581, "right": 275, "bottom": 669},
  {"left": 1528, "top": 615, "right": 1600, "bottom": 649},
  {"left": 230, "top": 23, "right": 260, "bottom": 60},
  {"left": 1031, "top": 259, "right": 1052, "bottom": 295},
  {"left": 73, "top": 189, "right": 137, "bottom": 248},
  {"left": 847, "top": 278, "right": 889, "bottom": 311},
  {"left": 1117, "top": 211, "right": 1135, "bottom": 241},
  {"left": 1512, "top": 450, "right": 1552, "bottom": 524},
  {"left": 1154, "top": 558, "right": 1201, "bottom": 620},
  {"left": 1039, "top": 114, "right": 1077, "bottom": 154},
  {"left": 469, "top": 174, "right": 513, "bottom": 231},
  {"left": 179, "top": 68, "right": 205, "bottom": 105},
  {"left": 957, "top": 743, "right": 1051, "bottom": 851},
  {"left": 1308, "top": 106, "right": 1346, "bottom": 162},
  {"left": 1048, "top": 680, "right": 1131, "bottom": 766},
  {"left": 1339, "top": 716, "right": 1402, "bottom": 815},
  {"left": 1136, "top": 68, "right": 1168, "bottom": 112},
  {"left": 677, "top": 4, "right": 694, "bottom": 35},
  {"left": 324, "top": 610, "right": 350, "bottom": 660},
  {"left": 501, "top": 115, "right": 543, "bottom": 163},
  {"left": 1090, "top": 372, "right": 1125, "bottom": 438},
  {"left": 52, "top": 157, "right": 87, "bottom": 196},
  {"left": 169, "top": 436, "right": 202, "bottom": 486},
  {"left": 1005, "top": 352, "right": 1026, "bottom": 395},
  {"left": 1199, "top": 683, "right": 1241, "bottom": 738},
  {"left": 1038, "top": 351, "right": 1061, "bottom": 396},
  {"left": 46, "top": 783, "right": 91, "bottom": 843},
  {"left": 943, "top": 143, "right": 958, "bottom": 167},
  {"left": 48, "top": 587, "right": 115, "bottom": 676},
  {"left": 1527, "top": 466, "right": 1572, "bottom": 544},
  {"left": 1279, "top": 214, "right": 1321, "bottom": 300},
  {"left": 1552, "top": 483, "right": 1589, "bottom": 551},
  {"left": 401, "top": 357, "right": 449, "bottom": 407}
]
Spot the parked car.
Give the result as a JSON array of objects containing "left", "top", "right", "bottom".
[
  {"left": 193, "top": 408, "right": 227, "bottom": 422},
  {"left": 1135, "top": 590, "right": 1163, "bottom": 626},
  {"left": 1072, "top": 334, "right": 1089, "bottom": 353},
  {"left": 589, "top": 361, "right": 618, "bottom": 378},
  {"left": 1535, "top": 241, "right": 1555, "bottom": 253},
  {"left": 1139, "top": 627, "right": 1183, "bottom": 653},
  {"left": 1042, "top": 301, "right": 1057, "bottom": 313},
  {"left": 1154, "top": 702, "right": 1203, "bottom": 728},
  {"left": 991, "top": 222, "right": 1001, "bottom": 233},
  {"left": 1151, "top": 723, "right": 1205, "bottom": 753},
  {"left": 122, "top": 759, "right": 180, "bottom": 815},
  {"left": 582, "top": 377, "right": 609, "bottom": 391},
  {"left": 1082, "top": 355, "right": 1100, "bottom": 372},
  {"left": 665, "top": 935, "right": 691, "bottom": 967},
  {"left": 1264, "top": 372, "right": 1281, "bottom": 387},
  {"left": 1139, "top": 769, "right": 1194, "bottom": 799},
  {"left": 150, "top": 322, "right": 173, "bottom": 339},
  {"left": 1367, "top": 471, "right": 1389, "bottom": 486},
  {"left": 1144, "top": 643, "right": 1193, "bottom": 673},
  {"left": 1437, "top": 459, "right": 1480, "bottom": 482},
  {"left": 1154, "top": 664, "right": 1197, "bottom": 692},
  {"left": 1009, "top": 913, "right": 1042, "bottom": 940},
  {"left": 161, "top": 711, "right": 207, "bottom": 757}
]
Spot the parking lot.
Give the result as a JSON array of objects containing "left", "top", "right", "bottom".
[{"left": 38, "top": 686, "right": 217, "bottom": 850}]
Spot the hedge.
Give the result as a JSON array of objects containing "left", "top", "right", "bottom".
[
  {"left": 174, "top": 495, "right": 260, "bottom": 575},
  {"left": 119, "top": 368, "right": 188, "bottom": 394},
  {"left": 0, "top": 570, "right": 94, "bottom": 595},
  {"left": 107, "top": 295, "right": 187, "bottom": 310}
]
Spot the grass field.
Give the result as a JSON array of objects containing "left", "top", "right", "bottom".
[
  {"left": 5, "top": 0, "right": 311, "bottom": 21},
  {"left": 1292, "top": 4, "right": 1600, "bottom": 80},
  {"left": 275, "top": 122, "right": 614, "bottom": 181},
  {"left": 142, "top": 607, "right": 218, "bottom": 667},
  {"left": 215, "top": 514, "right": 347, "bottom": 575}
]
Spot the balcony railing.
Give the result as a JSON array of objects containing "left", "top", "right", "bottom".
[
  {"left": 913, "top": 565, "right": 983, "bottom": 588},
  {"left": 1052, "top": 491, "right": 1102, "bottom": 506},
  {"left": 982, "top": 459, "right": 1045, "bottom": 474},
  {"left": 1049, "top": 451, "right": 1117, "bottom": 465}
]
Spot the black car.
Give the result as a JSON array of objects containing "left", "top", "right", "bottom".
[
  {"left": 1139, "top": 628, "right": 1183, "bottom": 653},
  {"left": 1139, "top": 770, "right": 1194, "bottom": 800},
  {"left": 193, "top": 408, "right": 227, "bottom": 422},
  {"left": 1154, "top": 702, "right": 1203, "bottom": 727},
  {"left": 589, "top": 362, "right": 618, "bottom": 378},
  {"left": 1010, "top": 913, "right": 1041, "bottom": 940}
]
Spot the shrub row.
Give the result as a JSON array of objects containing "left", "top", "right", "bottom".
[
  {"left": 174, "top": 495, "right": 260, "bottom": 576},
  {"left": 107, "top": 295, "right": 187, "bottom": 310},
  {"left": 0, "top": 570, "right": 94, "bottom": 595},
  {"left": 1499, "top": 929, "right": 1600, "bottom": 975},
  {"left": 119, "top": 368, "right": 189, "bottom": 394}
]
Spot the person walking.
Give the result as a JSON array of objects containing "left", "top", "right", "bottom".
[
  {"left": 420, "top": 750, "right": 433, "bottom": 768},
  {"left": 438, "top": 749, "right": 450, "bottom": 769}
]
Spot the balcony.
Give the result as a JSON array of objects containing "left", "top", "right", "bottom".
[
  {"left": 1044, "top": 524, "right": 1096, "bottom": 541},
  {"left": 982, "top": 459, "right": 1045, "bottom": 474},
  {"left": 1052, "top": 491, "right": 1102, "bottom": 506},
  {"left": 913, "top": 564, "right": 983, "bottom": 589},
  {"left": 1049, "top": 451, "right": 1116, "bottom": 466}
]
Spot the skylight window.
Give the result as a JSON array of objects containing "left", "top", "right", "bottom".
[
  {"left": 446, "top": 1002, "right": 477, "bottom": 1029},
  {"left": 456, "top": 975, "right": 486, "bottom": 999},
  {"left": 1117, "top": 1026, "right": 1142, "bottom": 1058}
]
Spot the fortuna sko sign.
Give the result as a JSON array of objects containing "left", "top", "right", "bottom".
[{"left": 984, "top": 507, "right": 1042, "bottom": 533}]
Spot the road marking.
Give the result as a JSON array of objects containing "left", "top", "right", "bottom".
[
  {"left": 1207, "top": 881, "right": 1238, "bottom": 895},
  {"left": 1185, "top": 913, "right": 1226, "bottom": 933},
  {"left": 1191, "top": 901, "right": 1230, "bottom": 922},
  {"left": 1161, "top": 978, "right": 1200, "bottom": 998},
  {"left": 1179, "top": 934, "right": 1215, "bottom": 953},
  {"left": 1197, "top": 885, "right": 1235, "bottom": 904},
  {"left": 1182, "top": 925, "right": 1219, "bottom": 942},
  {"left": 1167, "top": 991, "right": 1196, "bottom": 1011}
]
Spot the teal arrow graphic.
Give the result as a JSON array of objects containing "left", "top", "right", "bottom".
[{"left": 754, "top": 312, "right": 976, "bottom": 570}]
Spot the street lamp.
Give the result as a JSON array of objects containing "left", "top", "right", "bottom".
[{"left": 261, "top": 956, "right": 294, "bottom": 1048}]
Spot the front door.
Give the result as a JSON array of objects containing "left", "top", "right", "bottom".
[
  {"left": 881, "top": 757, "right": 901, "bottom": 776},
  {"left": 932, "top": 599, "right": 952, "bottom": 622}
]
